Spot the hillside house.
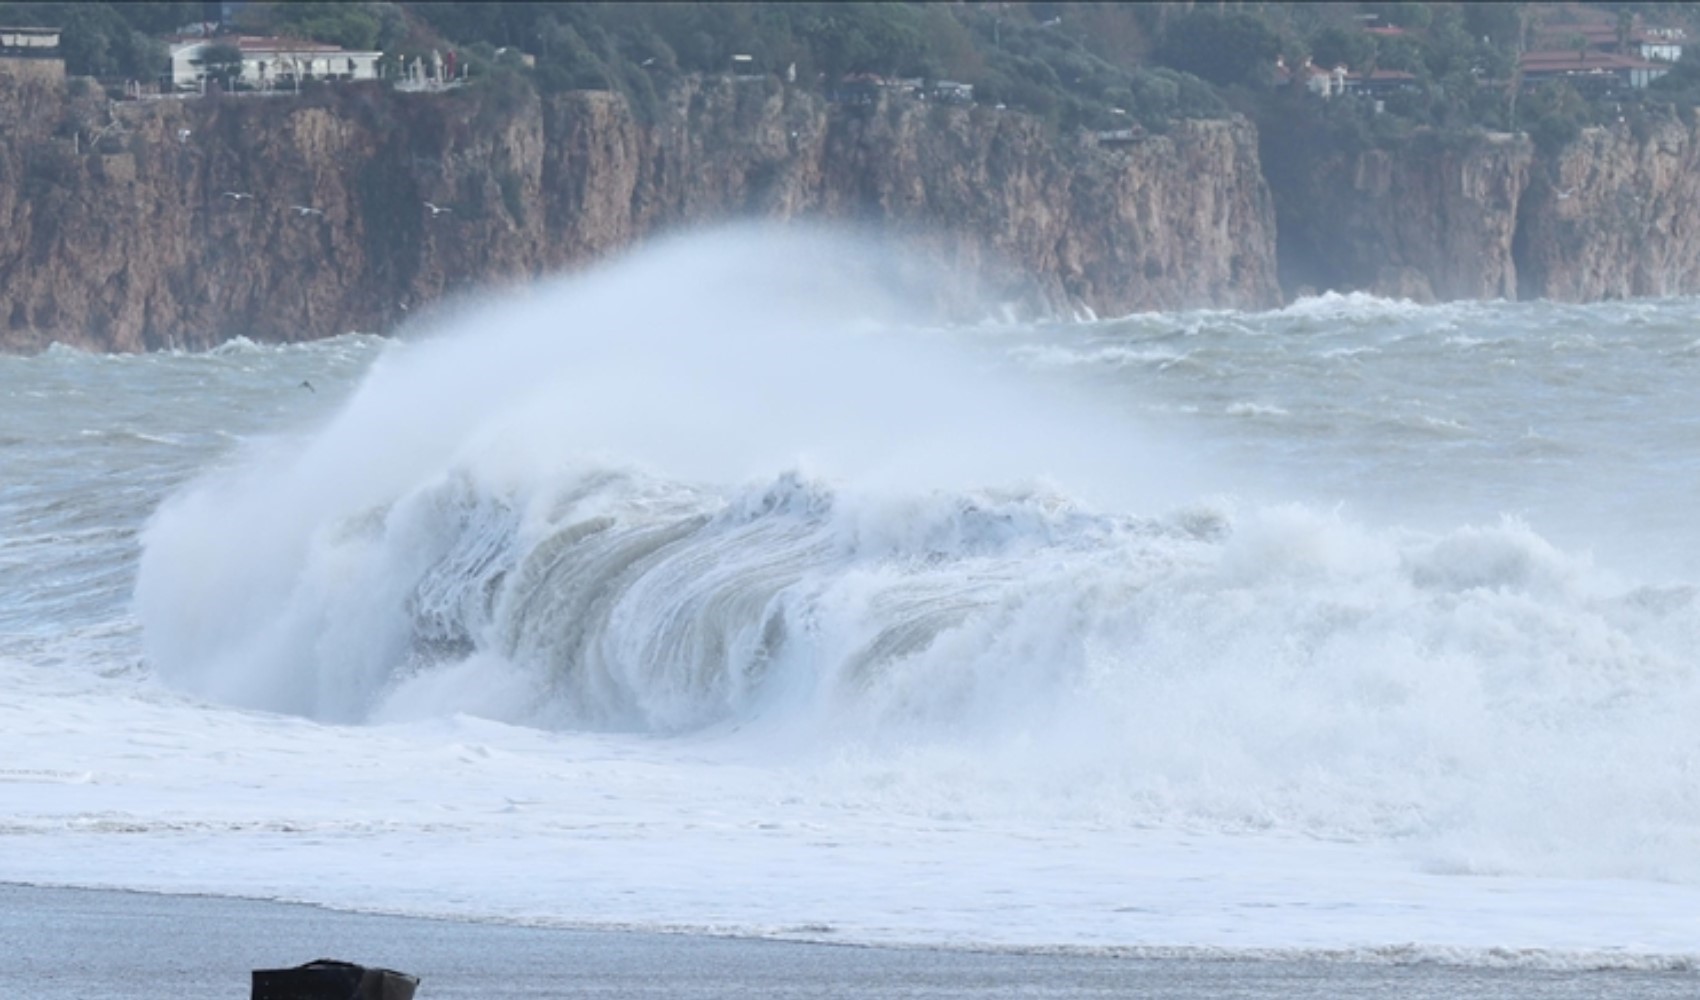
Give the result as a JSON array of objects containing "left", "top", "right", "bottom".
[
  {"left": 1342, "top": 69, "right": 1420, "bottom": 97},
  {"left": 1534, "top": 10, "right": 1685, "bottom": 64},
  {"left": 931, "top": 80, "right": 974, "bottom": 104},
  {"left": 169, "top": 35, "right": 381, "bottom": 92},
  {"left": 1633, "top": 27, "right": 1686, "bottom": 63},
  {"left": 0, "top": 25, "right": 64, "bottom": 82},
  {"left": 1571, "top": 19, "right": 1685, "bottom": 62},
  {"left": 1520, "top": 49, "right": 1670, "bottom": 90},
  {"left": 1275, "top": 58, "right": 1346, "bottom": 98}
]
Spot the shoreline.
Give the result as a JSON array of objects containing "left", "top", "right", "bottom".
[{"left": 6, "top": 877, "right": 1693, "bottom": 979}]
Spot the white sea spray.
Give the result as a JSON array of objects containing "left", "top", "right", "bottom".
[{"left": 8, "top": 226, "right": 1700, "bottom": 961}]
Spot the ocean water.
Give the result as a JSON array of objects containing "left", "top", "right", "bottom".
[{"left": 4, "top": 228, "right": 1700, "bottom": 970}]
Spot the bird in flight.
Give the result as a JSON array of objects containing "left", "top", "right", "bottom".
[
  {"left": 290, "top": 205, "right": 324, "bottom": 216},
  {"left": 177, "top": 128, "right": 192, "bottom": 144},
  {"left": 221, "top": 191, "right": 254, "bottom": 201},
  {"left": 424, "top": 201, "right": 453, "bottom": 217},
  {"left": 300, "top": 380, "right": 315, "bottom": 393},
  {"left": 1556, "top": 188, "right": 1576, "bottom": 200}
]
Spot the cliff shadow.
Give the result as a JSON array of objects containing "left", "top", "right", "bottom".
[
  {"left": 1249, "top": 96, "right": 1370, "bottom": 299},
  {"left": 1510, "top": 166, "right": 1548, "bottom": 302}
]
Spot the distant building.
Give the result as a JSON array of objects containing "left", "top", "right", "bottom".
[
  {"left": 886, "top": 76, "right": 925, "bottom": 97},
  {"left": 831, "top": 73, "right": 886, "bottom": 105},
  {"left": 1571, "top": 20, "right": 1685, "bottom": 62},
  {"left": 1342, "top": 69, "right": 1420, "bottom": 97},
  {"left": 1314, "top": 65, "right": 1348, "bottom": 97},
  {"left": 1275, "top": 59, "right": 1346, "bottom": 98},
  {"left": 1298, "top": 64, "right": 1339, "bottom": 98},
  {"left": 1275, "top": 58, "right": 1419, "bottom": 104},
  {"left": 0, "top": 25, "right": 58, "bottom": 50},
  {"left": 1535, "top": 12, "right": 1685, "bottom": 64},
  {"left": 828, "top": 73, "right": 973, "bottom": 107},
  {"left": 1633, "top": 26, "right": 1685, "bottom": 63},
  {"left": 0, "top": 25, "right": 65, "bottom": 83},
  {"left": 1520, "top": 50, "right": 1670, "bottom": 90},
  {"left": 168, "top": 35, "right": 381, "bottom": 92},
  {"left": 930, "top": 80, "right": 974, "bottom": 104}
]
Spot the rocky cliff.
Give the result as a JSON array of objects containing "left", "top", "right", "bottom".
[
  {"left": 10, "top": 70, "right": 1700, "bottom": 354},
  {"left": 0, "top": 74, "right": 1279, "bottom": 352},
  {"left": 1263, "top": 109, "right": 1700, "bottom": 304},
  {"left": 1267, "top": 129, "right": 1532, "bottom": 302},
  {"left": 1514, "top": 113, "right": 1700, "bottom": 301}
]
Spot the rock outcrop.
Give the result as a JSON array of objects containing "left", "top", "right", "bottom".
[
  {"left": 1265, "top": 110, "right": 1700, "bottom": 305},
  {"left": 1514, "top": 113, "right": 1700, "bottom": 301},
  {"left": 0, "top": 75, "right": 1280, "bottom": 352}
]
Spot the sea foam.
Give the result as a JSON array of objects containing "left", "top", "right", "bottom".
[{"left": 136, "top": 226, "right": 1700, "bottom": 884}]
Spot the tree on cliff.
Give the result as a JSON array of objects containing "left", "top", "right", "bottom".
[
  {"left": 1521, "top": 80, "right": 1586, "bottom": 155},
  {"left": 1308, "top": 26, "right": 1374, "bottom": 73},
  {"left": 794, "top": 5, "right": 932, "bottom": 84},
  {"left": 1155, "top": 10, "right": 1283, "bottom": 88},
  {"left": 232, "top": 2, "right": 389, "bottom": 52}
]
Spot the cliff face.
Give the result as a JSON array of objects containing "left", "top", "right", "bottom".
[
  {"left": 1266, "top": 130, "right": 1533, "bottom": 302},
  {"left": 1514, "top": 114, "right": 1700, "bottom": 301},
  {"left": 12, "top": 71, "right": 1699, "bottom": 353},
  {"left": 1265, "top": 111, "right": 1700, "bottom": 305},
  {"left": 0, "top": 75, "right": 1280, "bottom": 352}
]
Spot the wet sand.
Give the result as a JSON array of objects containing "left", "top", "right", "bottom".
[{"left": 2, "top": 882, "right": 1693, "bottom": 999}]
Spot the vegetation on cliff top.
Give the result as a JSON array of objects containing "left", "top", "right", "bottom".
[
  {"left": 397, "top": 2, "right": 1231, "bottom": 134},
  {"left": 6, "top": 2, "right": 1700, "bottom": 151},
  {"left": 2, "top": 2, "right": 1232, "bottom": 133}
]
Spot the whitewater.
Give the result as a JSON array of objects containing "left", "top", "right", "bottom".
[{"left": 4, "top": 227, "right": 1700, "bottom": 970}]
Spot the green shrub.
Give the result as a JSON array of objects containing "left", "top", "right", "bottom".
[
  {"left": 1156, "top": 10, "right": 1282, "bottom": 88},
  {"left": 1522, "top": 81, "right": 1586, "bottom": 155}
]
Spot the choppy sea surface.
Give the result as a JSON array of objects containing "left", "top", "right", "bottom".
[{"left": 4, "top": 229, "right": 1700, "bottom": 970}]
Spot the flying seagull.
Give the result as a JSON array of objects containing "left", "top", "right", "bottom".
[
  {"left": 424, "top": 201, "right": 453, "bottom": 217},
  {"left": 177, "top": 128, "right": 192, "bottom": 144},
  {"left": 289, "top": 205, "right": 324, "bottom": 217},
  {"left": 221, "top": 191, "right": 254, "bottom": 201},
  {"left": 300, "top": 380, "right": 315, "bottom": 393},
  {"left": 1555, "top": 188, "right": 1576, "bottom": 200}
]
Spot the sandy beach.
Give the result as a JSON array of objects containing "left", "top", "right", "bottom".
[{"left": 3, "top": 883, "right": 1695, "bottom": 999}]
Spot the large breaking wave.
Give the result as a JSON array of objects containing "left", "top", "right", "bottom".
[{"left": 137, "top": 227, "right": 1700, "bottom": 879}]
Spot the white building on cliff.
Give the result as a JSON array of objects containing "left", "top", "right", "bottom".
[
  {"left": 168, "top": 35, "right": 381, "bottom": 92},
  {"left": 0, "top": 25, "right": 64, "bottom": 83}
]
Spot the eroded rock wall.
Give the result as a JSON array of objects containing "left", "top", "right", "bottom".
[
  {"left": 1515, "top": 114, "right": 1700, "bottom": 302},
  {"left": 1266, "top": 129, "right": 1533, "bottom": 303},
  {"left": 0, "top": 75, "right": 1280, "bottom": 352},
  {"left": 1266, "top": 111, "right": 1700, "bottom": 306}
]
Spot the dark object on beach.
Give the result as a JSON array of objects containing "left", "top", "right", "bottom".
[{"left": 252, "top": 959, "right": 420, "bottom": 1000}]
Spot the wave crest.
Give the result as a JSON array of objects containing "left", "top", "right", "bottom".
[{"left": 136, "top": 228, "right": 1700, "bottom": 877}]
